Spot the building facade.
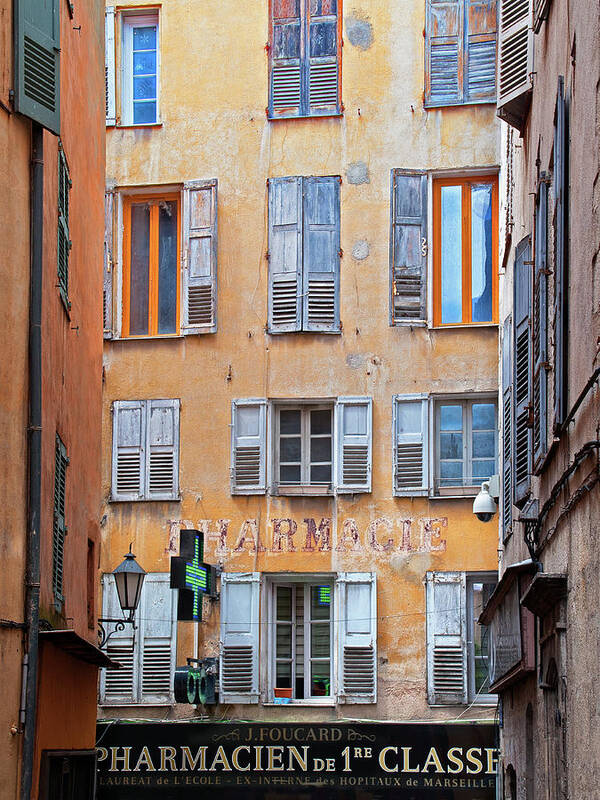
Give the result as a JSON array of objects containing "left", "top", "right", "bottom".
[
  {"left": 0, "top": 0, "right": 108, "bottom": 798},
  {"left": 482, "top": 0, "right": 600, "bottom": 798},
  {"left": 99, "top": 0, "right": 501, "bottom": 794}
]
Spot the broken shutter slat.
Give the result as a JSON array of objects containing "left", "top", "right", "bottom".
[
  {"left": 268, "top": 177, "right": 302, "bottom": 333},
  {"left": 303, "top": 176, "right": 340, "bottom": 332},
  {"left": 513, "top": 235, "right": 532, "bottom": 505},
  {"left": 182, "top": 180, "right": 218, "bottom": 334},
  {"left": 391, "top": 170, "right": 427, "bottom": 323},
  {"left": 426, "top": 0, "right": 463, "bottom": 106}
]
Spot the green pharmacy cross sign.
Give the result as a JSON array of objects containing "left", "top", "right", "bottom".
[{"left": 170, "top": 530, "right": 217, "bottom": 621}]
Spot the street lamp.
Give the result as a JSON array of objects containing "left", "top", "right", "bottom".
[{"left": 98, "top": 546, "right": 146, "bottom": 648}]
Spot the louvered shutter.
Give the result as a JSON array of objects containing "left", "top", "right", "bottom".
[
  {"left": 553, "top": 76, "right": 568, "bottom": 429},
  {"left": 533, "top": 178, "right": 548, "bottom": 465},
  {"left": 391, "top": 170, "right": 427, "bottom": 323},
  {"left": 307, "top": 0, "right": 340, "bottom": 115},
  {"left": 145, "top": 400, "right": 179, "bottom": 500},
  {"left": 426, "top": 572, "right": 467, "bottom": 705},
  {"left": 513, "top": 235, "right": 531, "bottom": 505},
  {"left": 220, "top": 573, "right": 260, "bottom": 704},
  {"left": 52, "top": 435, "right": 68, "bottom": 603},
  {"left": 231, "top": 400, "right": 267, "bottom": 494},
  {"left": 465, "top": 0, "right": 497, "bottom": 102},
  {"left": 336, "top": 397, "right": 372, "bottom": 493},
  {"left": 426, "top": 0, "right": 463, "bottom": 106},
  {"left": 105, "top": 7, "right": 116, "bottom": 125},
  {"left": 139, "top": 574, "right": 176, "bottom": 704},
  {"left": 497, "top": 0, "right": 533, "bottom": 131},
  {"left": 103, "top": 190, "right": 114, "bottom": 338},
  {"left": 112, "top": 401, "right": 145, "bottom": 501},
  {"left": 57, "top": 145, "right": 71, "bottom": 309},
  {"left": 501, "top": 315, "right": 513, "bottom": 537},
  {"left": 303, "top": 177, "right": 340, "bottom": 332},
  {"left": 268, "top": 178, "right": 302, "bottom": 333},
  {"left": 336, "top": 573, "right": 377, "bottom": 704},
  {"left": 100, "top": 574, "right": 137, "bottom": 704},
  {"left": 393, "top": 395, "right": 429, "bottom": 496},
  {"left": 14, "top": 0, "right": 60, "bottom": 134},
  {"left": 182, "top": 180, "right": 218, "bottom": 334},
  {"left": 269, "top": 0, "right": 302, "bottom": 117}
]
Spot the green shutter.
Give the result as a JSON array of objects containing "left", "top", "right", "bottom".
[
  {"left": 57, "top": 144, "right": 71, "bottom": 309},
  {"left": 53, "top": 435, "right": 68, "bottom": 604},
  {"left": 14, "top": 0, "right": 61, "bottom": 134}
]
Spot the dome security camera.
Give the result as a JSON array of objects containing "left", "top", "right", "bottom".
[{"left": 473, "top": 481, "right": 497, "bottom": 523}]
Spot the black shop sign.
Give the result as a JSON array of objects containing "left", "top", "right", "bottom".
[{"left": 97, "top": 721, "right": 497, "bottom": 799}]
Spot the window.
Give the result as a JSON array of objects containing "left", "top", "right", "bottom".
[
  {"left": 111, "top": 399, "right": 180, "bottom": 501},
  {"left": 53, "top": 435, "right": 68, "bottom": 606},
  {"left": 433, "top": 176, "right": 498, "bottom": 326},
  {"left": 426, "top": 571, "right": 496, "bottom": 705},
  {"left": 121, "top": 12, "right": 159, "bottom": 125},
  {"left": 220, "top": 572, "right": 376, "bottom": 705},
  {"left": 99, "top": 573, "right": 176, "bottom": 705},
  {"left": 425, "top": 0, "right": 497, "bottom": 107},
  {"left": 57, "top": 143, "right": 71, "bottom": 310},
  {"left": 268, "top": 176, "right": 340, "bottom": 333},
  {"left": 39, "top": 751, "right": 96, "bottom": 799},
  {"left": 268, "top": 0, "right": 341, "bottom": 119},
  {"left": 230, "top": 397, "right": 371, "bottom": 495}
]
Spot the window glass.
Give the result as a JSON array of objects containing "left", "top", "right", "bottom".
[
  {"left": 129, "top": 203, "right": 150, "bottom": 335},
  {"left": 440, "top": 185, "right": 463, "bottom": 323},
  {"left": 437, "top": 400, "right": 497, "bottom": 490},
  {"left": 157, "top": 201, "right": 178, "bottom": 334},
  {"left": 132, "top": 25, "right": 157, "bottom": 124},
  {"left": 277, "top": 407, "right": 332, "bottom": 487},
  {"left": 439, "top": 404, "right": 464, "bottom": 487},
  {"left": 472, "top": 402, "right": 495, "bottom": 481},
  {"left": 471, "top": 184, "right": 493, "bottom": 322},
  {"left": 470, "top": 580, "right": 495, "bottom": 695}
]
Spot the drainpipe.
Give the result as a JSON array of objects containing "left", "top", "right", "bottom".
[{"left": 21, "top": 121, "right": 43, "bottom": 800}]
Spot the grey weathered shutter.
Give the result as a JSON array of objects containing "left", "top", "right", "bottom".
[
  {"left": 14, "top": 0, "right": 60, "bottom": 134},
  {"left": 52, "top": 435, "right": 68, "bottom": 603},
  {"left": 336, "top": 397, "right": 372, "bottom": 493},
  {"left": 231, "top": 400, "right": 267, "bottom": 494},
  {"left": 182, "top": 180, "right": 218, "bottom": 334},
  {"left": 139, "top": 574, "right": 176, "bottom": 703},
  {"left": 105, "top": 7, "right": 116, "bottom": 125},
  {"left": 145, "top": 399, "right": 179, "bottom": 500},
  {"left": 268, "top": 177, "right": 302, "bottom": 333},
  {"left": 336, "top": 573, "right": 377, "bottom": 704},
  {"left": 553, "top": 76, "right": 568, "bottom": 429},
  {"left": 303, "top": 176, "right": 340, "bottom": 332},
  {"left": 100, "top": 574, "right": 136, "bottom": 703},
  {"left": 390, "top": 170, "right": 427, "bottom": 323},
  {"left": 497, "top": 0, "right": 533, "bottom": 130},
  {"left": 269, "top": 0, "right": 302, "bottom": 118},
  {"left": 513, "top": 235, "right": 532, "bottom": 505},
  {"left": 501, "top": 315, "right": 513, "bottom": 537},
  {"left": 393, "top": 395, "right": 429, "bottom": 495},
  {"left": 425, "top": 0, "right": 462, "bottom": 106},
  {"left": 57, "top": 144, "right": 71, "bottom": 309},
  {"left": 112, "top": 401, "right": 145, "bottom": 501},
  {"left": 307, "top": 0, "right": 340, "bottom": 115},
  {"left": 426, "top": 572, "right": 467, "bottom": 705},
  {"left": 533, "top": 178, "right": 548, "bottom": 465},
  {"left": 220, "top": 573, "right": 260, "bottom": 704},
  {"left": 465, "top": 0, "right": 497, "bottom": 102},
  {"left": 103, "top": 190, "right": 114, "bottom": 338}
]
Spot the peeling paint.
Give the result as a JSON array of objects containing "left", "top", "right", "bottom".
[
  {"left": 345, "top": 13, "right": 374, "bottom": 50},
  {"left": 352, "top": 239, "right": 370, "bottom": 260},
  {"left": 346, "top": 161, "right": 370, "bottom": 184}
]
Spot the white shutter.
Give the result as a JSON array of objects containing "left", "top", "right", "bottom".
[
  {"left": 99, "top": 574, "right": 137, "bottom": 704},
  {"left": 231, "top": 400, "right": 267, "bottom": 494},
  {"left": 182, "top": 180, "right": 218, "bottom": 334},
  {"left": 426, "top": 572, "right": 468, "bottom": 705},
  {"left": 268, "top": 177, "right": 302, "bottom": 333},
  {"left": 112, "top": 401, "right": 145, "bottom": 501},
  {"left": 103, "top": 189, "right": 114, "bottom": 338},
  {"left": 105, "top": 7, "right": 116, "bottom": 125},
  {"left": 335, "top": 397, "right": 372, "bottom": 493},
  {"left": 336, "top": 573, "right": 377, "bottom": 704},
  {"left": 393, "top": 394, "right": 429, "bottom": 496},
  {"left": 220, "top": 573, "right": 260, "bottom": 704},
  {"left": 145, "top": 399, "right": 179, "bottom": 500},
  {"left": 497, "top": 0, "right": 533, "bottom": 130},
  {"left": 139, "top": 574, "right": 176, "bottom": 704}
]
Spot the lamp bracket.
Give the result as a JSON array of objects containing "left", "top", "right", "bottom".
[{"left": 98, "top": 617, "right": 135, "bottom": 649}]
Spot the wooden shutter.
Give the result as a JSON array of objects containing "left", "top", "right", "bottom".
[
  {"left": 100, "top": 574, "right": 136, "bottom": 704},
  {"left": 426, "top": 572, "right": 467, "bottom": 705},
  {"left": 393, "top": 395, "right": 429, "bottom": 496},
  {"left": 307, "top": 0, "right": 340, "bottom": 115},
  {"left": 105, "top": 7, "right": 116, "bottom": 125},
  {"left": 103, "top": 190, "right": 114, "bottom": 338},
  {"left": 426, "top": 0, "right": 463, "bottom": 106},
  {"left": 513, "top": 235, "right": 532, "bottom": 505},
  {"left": 465, "top": 0, "right": 497, "bottom": 102},
  {"left": 390, "top": 170, "right": 427, "bottom": 323},
  {"left": 533, "top": 178, "right": 548, "bottom": 465},
  {"left": 231, "top": 400, "right": 267, "bottom": 494},
  {"left": 553, "top": 76, "right": 568, "bottom": 429},
  {"left": 139, "top": 574, "right": 176, "bottom": 703},
  {"left": 336, "top": 573, "right": 377, "bottom": 704},
  {"left": 14, "top": 0, "right": 60, "bottom": 134},
  {"left": 145, "top": 399, "right": 179, "bottom": 500},
  {"left": 268, "top": 178, "right": 302, "bottom": 333},
  {"left": 501, "top": 315, "right": 513, "bottom": 537},
  {"left": 335, "top": 397, "right": 372, "bottom": 493},
  {"left": 57, "top": 144, "right": 71, "bottom": 309},
  {"left": 497, "top": 0, "right": 533, "bottom": 130},
  {"left": 52, "top": 435, "right": 68, "bottom": 603},
  {"left": 220, "top": 573, "right": 260, "bottom": 704},
  {"left": 269, "top": 0, "right": 302, "bottom": 117},
  {"left": 112, "top": 401, "right": 145, "bottom": 501},
  {"left": 303, "top": 176, "right": 340, "bottom": 332},
  {"left": 182, "top": 180, "right": 218, "bottom": 334}
]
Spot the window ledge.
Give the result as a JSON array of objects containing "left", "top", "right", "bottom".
[
  {"left": 111, "top": 334, "right": 185, "bottom": 342},
  {"left": 263, "top": 700, "right": 336, "bottom": 707},
  {"left": 424, "top": 99, "right": 496, "bottom": 110},
  {"left": 429, "top": 492, "right": 478, "bottom": 500},
  {"left": 98, "top": 701, "right": 174, "bottom": 708},
  {"left": 110, "top": 496, "right": 181, "bottom": 503},
  {"left": 430, "top": 323, "right": 499, "bottom": 331},
  {"left": 391, "top": 320, "right": 427, "bottom": 328},
  {"left": 268, "top": 113, "right": 343, "bottom": 121},
  {"left": 272, "top": 485, "right": 333, "bottom": 497},
  {"left": 115, "top": 122, "right": 163, "bottom": 130}
]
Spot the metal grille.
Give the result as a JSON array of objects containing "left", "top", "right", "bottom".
[
  {"left": 343, "top": 445, "right": 368, "bottom": 485},
  {"left": 343, "top": 646, "right": 374, "bottom": 694},
  {"left": 272, "top": 65, "right": 301, "bottom": 108},
  {"left": 433, "top": 646, "right": 464, "bottom": 693},
  {"left": 116, "top": 452, "right": 141, "bottom": 495},
  {"left": 309, "top": 63, "right": 337, "bottom": 106},
  {"left": 222, "top": 646, "right": 253, "bottom": 693},
  {"left": 24, "top": 36, "right": 56, "bottom": 111},
  {"left": 187, "top": 285, "right": 213, "bottom": 326}
]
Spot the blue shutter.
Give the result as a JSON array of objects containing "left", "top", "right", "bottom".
[
  {"left": 465, "top": 0, "right": 497, "bottom": 102},
  {"left": 426, "top": 0, "right": 462, "bottom": 106},
  {"left": 501, "top": 315, "right": 513, "bottom": 537},
  {"left": 553, "top": 76, "right": 569, "bottom": 428},
  {"left": 268, "top": 178, "right": 302, "bottom": 333},
  {"left": 533, "top": 177, "right": 548, "bottom": 465},
  {"left": 390, "top": 170, "right": 427, "bottom": 323},
  {"left": 269, "top": 0, "right": 302, "bottom": 117},
  {"left": 513, "top": 235, "right": 531, "bottom": 505},
  {"left": 307, "top": 0, "right": 340, "bottom": 115}
]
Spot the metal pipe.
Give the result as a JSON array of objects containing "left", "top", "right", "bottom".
[{"left": 21, "top": 121, "right": 44, "bottom": 800}]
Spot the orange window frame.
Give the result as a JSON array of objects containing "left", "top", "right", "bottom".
[
  {"left": 433, "top": 176, "right": 499, "bottom": 327},
  {"left": 122, "top": 193, "right": 181, "bottom": 337}
]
